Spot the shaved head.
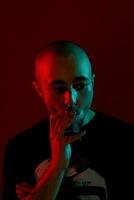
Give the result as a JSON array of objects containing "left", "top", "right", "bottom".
[{"left": 34, "top": 40, "right": 93, "bottom": 83}]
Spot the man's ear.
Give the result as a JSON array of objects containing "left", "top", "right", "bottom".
[
  {"left": 32, "top": 80, "right": 43, "bottom": 98},
  {"left": 92, "top": 73, "right": 95, "bottom": 87}
]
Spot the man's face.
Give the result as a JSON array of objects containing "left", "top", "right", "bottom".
[{"left": 34, "top": 52, "right": 94, "bottom": 125}]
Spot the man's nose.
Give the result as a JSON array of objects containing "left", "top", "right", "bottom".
[{"left": 64, "top": 88, "right": 77, "bottom": 106}]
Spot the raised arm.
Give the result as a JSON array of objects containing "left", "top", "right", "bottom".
[{"left": 24, "top": 111, "right": 85, "bottom": 200}]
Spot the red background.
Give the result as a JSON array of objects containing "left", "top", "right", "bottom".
[{"left": 0, "top": 0, "right": 134, "bottom": 198}]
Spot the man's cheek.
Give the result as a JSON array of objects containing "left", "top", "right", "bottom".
[
  {"left": 79, "top": 92, "right": 93, "bottom": 108},
  {"left": 45, "top": 100, "right": 57, "bottom": 114},
  {"left": 86, "top": 88, "right": 94, "bottom": 104},
  {"left": 45, "top": 97, "right": 63, "bottom": 114}
]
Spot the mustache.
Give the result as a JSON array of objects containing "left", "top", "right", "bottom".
[{"left": 65, "top": 104, "right": 80, "bottom": 115}]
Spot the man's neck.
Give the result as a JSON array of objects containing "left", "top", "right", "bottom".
[{"left": 81, "top": 109, "right": 96, "bottom": 128}]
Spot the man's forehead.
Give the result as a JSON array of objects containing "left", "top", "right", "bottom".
[
  {"left": 48, "top": 76, "right": 90, "bottom": 87},
  {"left": 35, "top": 52, "right": 92, "bottom": 84}
]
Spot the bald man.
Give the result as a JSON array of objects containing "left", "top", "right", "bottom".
[{"left": 2, "top": 41, "right": 134, "bottom": 200}]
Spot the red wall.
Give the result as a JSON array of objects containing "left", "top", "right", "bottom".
[{"left": 0, "top": 0, "right": 134, "bottom": 198}]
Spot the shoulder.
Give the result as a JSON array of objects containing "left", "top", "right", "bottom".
[
  {"left": 88, "top": 110, "right": 134, "bottom": 145},
  {"left": 91, "top": 110, "right": 134, "bottom": 150},
  {"left": 93, "top": 110, "right": 134, "bottom": 131},
  {"left": 6, "top": 117, "right": 50, "bottom": 152}
]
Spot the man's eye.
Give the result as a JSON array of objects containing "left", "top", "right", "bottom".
[
  {"left": 74, "top": 83, "right": 88, "bottom": 90},
  {"left": 53, "top": 87, "right": 66, "bottom": 93}
]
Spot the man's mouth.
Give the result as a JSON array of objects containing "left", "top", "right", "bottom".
[
  {"left": 65, "top": 104, "right": 79, "bottom": 114},
  {"left": 65, "top": 105, "right": 80, "bottom": 116},
  {"left": 64, "top": 110, "right": 80, "bottom": 135}
]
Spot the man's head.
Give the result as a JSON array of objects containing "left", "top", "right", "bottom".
[{"left": 33, "top": 40, "right": 95, "bottom": 126}]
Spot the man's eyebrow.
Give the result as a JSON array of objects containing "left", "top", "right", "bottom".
[
  {"left": 48, "top": 80, "right": 66, "bottom": 87},
  {"left": 73, "top": 76, "right": 89, "bottom": 82},
  {"left": 48, "top": 76, "right": 89, "bottom": 87}
]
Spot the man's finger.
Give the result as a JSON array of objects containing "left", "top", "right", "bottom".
[
  {"left": 16, "top": 184, "right": 32, "bottom": 193},
  {"left": 16, "top": 189, "right": 26, "bottom": 199},
  {"left": 64, "top": 130, "right": 86, "bottom": 144},
  {"left": 17, "top": 182, "right": 33, "bottom": 189},
  {"left": 50, "top": 112, "right": 74, "bottom": 140}
]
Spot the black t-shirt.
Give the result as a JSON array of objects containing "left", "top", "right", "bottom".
[{"left": 2, "top": 111, "right": 134, "bottom": 200}]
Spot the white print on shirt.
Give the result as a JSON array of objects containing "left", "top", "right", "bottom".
[
  {"left": 68, "top": 168, "right": 108, "bottom": 200},
  {"left": 35, "top": 159, "right": 50, "bottom": 181},
  {"left": 35, "top": 159, "right": 108, "bottom": 200}
]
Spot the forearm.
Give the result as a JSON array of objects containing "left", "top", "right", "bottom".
[{"left": 25, "top": 162, "right": 66, "bottom": 200}]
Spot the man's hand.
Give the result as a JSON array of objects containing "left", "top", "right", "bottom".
[
  {"left": 50, "top": 110, "right": 86, "bottom": 170},
  {"left": 16, "top": 182, "right": 33, "bottom": 200}
]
